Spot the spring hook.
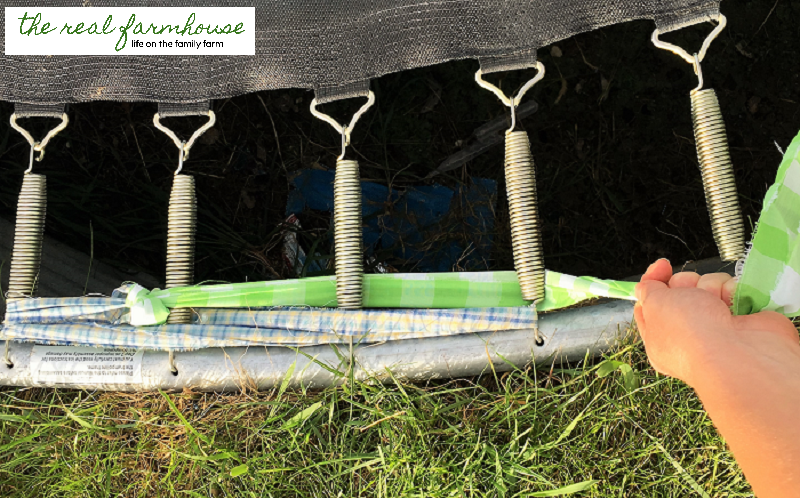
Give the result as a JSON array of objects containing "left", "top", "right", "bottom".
[
  {"left": 310, "top": 92, "right": 375, "bottom": 309},
  {"left": 168, "top": 350, "right": 178, "bottom": 376},
  {"left": 154, "top": 112, "right": 214, "bottom": 374},
  {"left": 3, "top": 339, "right": 12, "bottom": 368},
  {"left": 652, "top": 14, "right": 744, "bottom": 261},
  {"left": 532, "top": 307, "right": 544, "bottom": 346},
  {"left": 476, "top": 62, "right": 547, "bottom": 307}
]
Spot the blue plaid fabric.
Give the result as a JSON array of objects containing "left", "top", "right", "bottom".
[
  {"left": 4, "top": 297, "right": 125, "bottom": 324},
  {"left": 1, "top": 297, "right": 537, "bottom": 351}
]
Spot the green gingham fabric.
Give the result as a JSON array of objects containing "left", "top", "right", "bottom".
[
  {"left": 733, "top": 131, "right": 800, "bottom": 317},
  {"left": 3, "top": 271, "right": 636, "bottom": 328},
  {"left": 126, "top": 271, "right": 636, "bottom": 325}
]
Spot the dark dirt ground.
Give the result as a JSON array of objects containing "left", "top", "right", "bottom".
[{"left": 1, "top": 0, "right": 798, "bottom": 288}]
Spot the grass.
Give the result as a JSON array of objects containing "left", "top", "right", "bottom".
[{"left": 0, "top": 336, "right": 751, "bottom": 497}]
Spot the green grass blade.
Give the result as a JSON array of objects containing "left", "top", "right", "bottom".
[{"left": 524, "top": 479, "right": 600, "bottom": 496}]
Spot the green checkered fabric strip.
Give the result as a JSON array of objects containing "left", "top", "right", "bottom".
[
  {"left": 134, "top": 270, "right": 635, "bottom": 324},
  {"left": 733, "top": 131, "right": 800, "bottom": 317},
  {"left": 85, "top": 271, "right": 638, "bottom": 326}
]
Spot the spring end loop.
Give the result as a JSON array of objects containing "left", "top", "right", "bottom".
[
  {"left": 505, "top": 131, "right": 546, "bottom": 303},
  {"left": 333, "top": 158, "right": 364, "bottom": 309},
  {"left": 690, "top": 88, "right": 745, "bottom": 262},
  {"left": 168, "top": 350, "right": 178, "bottom": 375},
  {"left": 532, "top": 301, "right": 544, "bottom": 346},
  {"left": 24, "top": 145, "right": 35, "bottom": 175},
  {"left": 176, "top": 141, "right": 186, "bottom": 175},
  {"left": 3, "top": 340, "right": 12, "bottom": 368},
  {"left": 339, "top": 128, "right": 348, "bottom": 161},
  {"left": 692, "top": 53, "right": 705, "bottom": 92}
]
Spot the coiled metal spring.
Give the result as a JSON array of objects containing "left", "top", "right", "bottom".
[
  {"left": 165, "top": 173, "right": 196, "bottom": 324},
  {"left": 505, "top": 130, "right": 546, "bottom": 303},
  {"left": 333, "top": 159, "right": 364, "bottom": 309},
  {"left": 7, "top": 173, "right": 47, "bottom": 301},
  {"left": 690, "top": 88, "right": 745, "bottom": 262}
]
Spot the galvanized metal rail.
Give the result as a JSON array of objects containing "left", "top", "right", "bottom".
[{"left": 0, "top": 300, "right": 634, "bottom": 391}]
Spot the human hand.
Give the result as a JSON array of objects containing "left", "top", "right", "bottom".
[
  {"left": 634, "top": 259, "right": 798, "bottom": 386},
  {"left": 635, "top": 259, "right": 800, "bottom": 497}
]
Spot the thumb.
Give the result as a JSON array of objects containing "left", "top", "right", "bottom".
[
  {"left": 642, "top": 258, "right": 672, "bottom": 284},
  {"left": 635, "top": 279, "right": 668, "bottom": 304}
]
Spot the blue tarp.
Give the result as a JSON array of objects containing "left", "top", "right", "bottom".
[{"left": 286, "top": 169, "right": 496, "bottom": 272}]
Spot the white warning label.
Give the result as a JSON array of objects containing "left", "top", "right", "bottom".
[{"left": 30, "top": 346, "right": 143, "bottom": 386}]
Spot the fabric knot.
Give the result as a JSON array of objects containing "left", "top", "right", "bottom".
[{"left": 125, "top": 284, "right": 170, "bottom": 326}]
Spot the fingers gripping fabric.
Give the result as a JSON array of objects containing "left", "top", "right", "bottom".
[{"left": 0, "top": 0, "right": 719, "bottom": 104}]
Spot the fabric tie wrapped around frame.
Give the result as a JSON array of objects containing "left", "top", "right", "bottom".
[{"left": 120, "top": 271, "right": 637, "bottom": 326}]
